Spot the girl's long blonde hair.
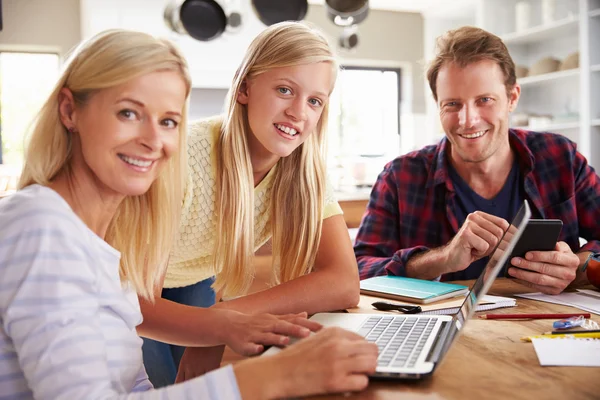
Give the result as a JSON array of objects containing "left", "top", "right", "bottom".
[
  {"left": 18, "top": 30, "right": 192, "bottom": 299},
  {"left": 214, "top": 21, "right": 337, "bottom": 297}
]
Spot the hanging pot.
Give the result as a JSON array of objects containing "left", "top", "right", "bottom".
[
  {"left": 164, "top": 0, "right": 228, "bottom": 41},
  {"left": 251, "top": 0, "right": 308, "bottom": 26},
  {"left": 325, "top": 0, "right": 369, "bottom": 27},
  {"left": 180, "top": 0, "right": 227, "bottom": 41}
]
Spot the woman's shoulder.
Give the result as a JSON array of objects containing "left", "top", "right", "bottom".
[
  {"left": 0, "top": 184, "right": 82, "bottom": 236},
  {"left": 0, "top": 185, "right": 116, "bottom": 265},
  {"left": 0, "top": 184, "right": 68, "bottom": 215}
]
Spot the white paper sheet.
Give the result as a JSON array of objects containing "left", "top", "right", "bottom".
[
  {"left": 532, "top": 337, "right": 600, "bottom": 367},
  {"left": 577, "top": 289, "right": 600, "bottom": 299},
  {"left": 515, "top": 290, "right": 600, "bottom": 315}
]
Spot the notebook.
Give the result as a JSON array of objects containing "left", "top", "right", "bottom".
[
  {"left": 359, "top": 275, "right": 468, "bottom": 304},
  {"left": 515, "top": 289, "right": 600, "bottom": 315},
  {"left": 421, "top": 294, "right": 515, "bottom": 314},
  {"left": 358, "top": 294, "right": 516, "bottom": 315},
  {"left": 532, "top": 337, "right": 600, "bottom": 367}
]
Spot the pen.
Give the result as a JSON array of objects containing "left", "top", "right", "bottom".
[
  {"left": 521, "top": 332, "right": 600, "bottom": 342},
  {"left": 371, "top": 301, "right": 422, "bottom": 314},
  {"left": 479, "top": 313, "right": 591, "bottom": 320}
]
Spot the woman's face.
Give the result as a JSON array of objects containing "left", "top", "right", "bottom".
[
  {"left": 237, "top": 62, "right": 334, "bottom": 163},
  {"left": 62, "top": 70, "right": 187, "bottom": 197}
]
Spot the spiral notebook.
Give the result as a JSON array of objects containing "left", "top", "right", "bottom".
[{"left": 420, "top": 294, "right": 516, "bottom": 315}]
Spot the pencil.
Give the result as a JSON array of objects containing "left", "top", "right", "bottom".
[
  {"left": 479, "top": 312, "right": 591, "bottom": 320},
  {"left": 545, "top": 329, "right": 600, "bottom": 335},
  {"left": 521, "top": 332, "right": 600, "bottom": 342}
]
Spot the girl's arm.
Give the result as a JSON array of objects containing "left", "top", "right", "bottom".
[
  {"left": 137, "top": 298, "right": 229, "bottom": 346},
  {"left": 137, "top": 266, "right": 228, "bottom": 347},
  {"left": 137, "top": 262, "right": 320, "bottom": 352},
  {"left": 138, "top": 297, "right": 319, "bottom": 353},
  {"left": 214, "top": 214, "right": 360, "bottom": 315},
  {"left": 167, "top": 214, "right": 361, "bottom": 382}
]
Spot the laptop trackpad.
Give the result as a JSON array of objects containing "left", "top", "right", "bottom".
[
  {"left": 262, "top": 313, "right": 366, "bottom": 357},
  {"left": 310, "top": 313, "right": 368, "bottom": 331}
]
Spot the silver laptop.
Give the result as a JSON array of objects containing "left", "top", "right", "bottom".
[{"left": 265, "top": 200, "right": 531, "bottom": 379}]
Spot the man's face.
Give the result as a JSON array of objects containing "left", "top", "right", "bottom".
[{"left": 437, "top": 59, "right": 520, "bottom": 166}]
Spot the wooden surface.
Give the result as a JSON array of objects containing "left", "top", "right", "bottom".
[
  {"left": 225, "top": 277, "right": 600, "bottom": 400},
  {"left": 338, "top": 199, "right": 368, "bottom": 229},
  {"left": 315, "top": 279, "right": 600, "bottom": 400}
]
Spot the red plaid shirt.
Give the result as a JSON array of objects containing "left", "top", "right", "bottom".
[{"left": 354, "top": 129, "right": 600, "bottom": 280}]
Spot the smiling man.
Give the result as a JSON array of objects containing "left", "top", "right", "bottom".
[{"left": 354, "top": 26, "right": 600, "bottom": 295}]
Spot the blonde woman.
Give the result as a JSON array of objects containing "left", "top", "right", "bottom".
[
  {"left": 0, "top": 29, "right": 377, "bottom": 399},
  {"left": 139, "top": 21, "right": 361, "bottom": 385}
]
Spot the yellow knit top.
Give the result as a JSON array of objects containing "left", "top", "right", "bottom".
[{"left": 164, "top": 116, "right": 343, "bottom": 289}]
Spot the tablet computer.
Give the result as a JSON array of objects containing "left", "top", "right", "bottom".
[{"left": 504, "top": 219, "right": 562, "bottom": 276}]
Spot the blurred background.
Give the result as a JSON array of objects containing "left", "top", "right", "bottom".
[{"left": 0, "top": 0, "right": 599, "bottom": 202}]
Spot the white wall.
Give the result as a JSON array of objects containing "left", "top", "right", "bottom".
[
  {"left": 0, "top": 0, "right": 427, "bottom": 146},
  {"left": 306, "top": 5, "right": 425, "bottom": 114},
  {"left": 0, "top": 0, "right": 81, "bottom": 56},
  {"left": 189, "top": 88, "right": 227, "bottom": 120}
]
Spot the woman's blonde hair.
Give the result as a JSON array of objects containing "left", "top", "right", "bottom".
[
  {"left": 214, "top": 21, "right": 337, "bottom": 297},
  {"left": 18, "top": 29, "right": 192, "bottom": 299}
]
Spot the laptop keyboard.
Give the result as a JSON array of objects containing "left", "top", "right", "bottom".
[{"left": 358, "top": 316, "right": 437, "bottom": 368}]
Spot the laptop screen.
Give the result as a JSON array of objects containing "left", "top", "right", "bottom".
[
  {"left": 455, "top": 200, "right": 531, "bottom": 328},
  {"left": 432, "top": 200, "right": 531, "bottom": 363}
]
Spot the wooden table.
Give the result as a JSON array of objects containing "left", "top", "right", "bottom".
[
  {"left": 225, "top": 278, "right": 600, "bottom": 400},
  {"left": 314, "top": 278, "right": 600, "bottom": 400}
]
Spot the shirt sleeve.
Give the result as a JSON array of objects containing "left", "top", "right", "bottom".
[
  {"left": 323, "top": 175, "right": 343, "bottom": 219},
  {"left": 572, "top": 149, "right": 600, "bottom": 254},
  {"left": 0, "top": 214, "right": 241, "bottom": 400},
  {"left": 353, "top": 164, "right": 429, "bottom": 279},
  {"left": 131, "top": 365, "right": 242, "bottom": 400}
]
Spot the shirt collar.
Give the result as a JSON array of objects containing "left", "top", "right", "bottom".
[{"left": 427, "top": 128, "right": 535, "bottom": 189}]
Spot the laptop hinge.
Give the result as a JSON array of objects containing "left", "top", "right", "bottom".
[{"left": 426, "top": 321, "right": 454, "bottom": 363}]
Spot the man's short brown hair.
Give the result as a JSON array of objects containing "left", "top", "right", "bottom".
[{"left": 426, "top": 26, "right": 517, "bottom": 102}]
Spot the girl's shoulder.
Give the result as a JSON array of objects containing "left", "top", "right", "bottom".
[{"left": 188, "top": 115, "right": 224, "bottom": 142}]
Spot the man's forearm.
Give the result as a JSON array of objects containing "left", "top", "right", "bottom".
[{"left": 405, "top": 247, "right": 451, "bottom": 280}]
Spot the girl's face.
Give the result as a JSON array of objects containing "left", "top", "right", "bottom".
[
  {"left": 237, "top": 62, "right": 334, "bottom": 163},
  {"left": 61, "top": 70, "right": 187, "bottom": 198}
]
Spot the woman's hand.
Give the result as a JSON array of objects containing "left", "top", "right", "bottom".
[{"left": 234, "top": 327, "right": 379, "bottom": 399}]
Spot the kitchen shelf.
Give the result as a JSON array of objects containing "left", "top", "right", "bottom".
[
  {"left": 517, "top": 68, "right": 579, "bottom": 86},
  {"left": 514, "top": 121, "right": 580, "bottom": 131},
  {"left": 502, "top": 16, "right": 579, "bottom": 45}
]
